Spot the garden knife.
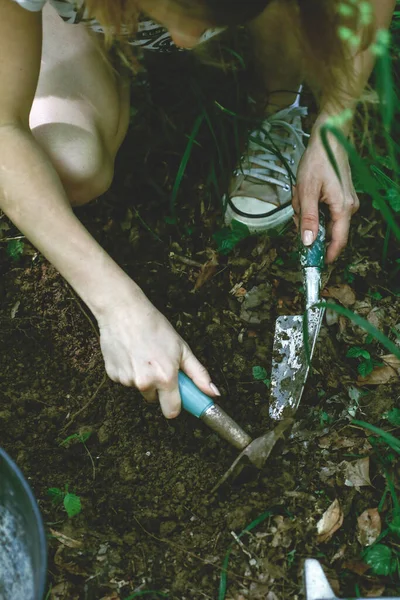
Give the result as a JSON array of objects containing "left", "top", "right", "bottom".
[{"left": 269, "top": 212, "right": 326, "bottom": 420}]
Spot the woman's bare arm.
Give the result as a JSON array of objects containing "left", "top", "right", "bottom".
[
  {"left": 0, "top": 0, "right": 142, "bottom": 314},
  {"left": 0, "top": 0, "right": 217, "bottom": 415}
]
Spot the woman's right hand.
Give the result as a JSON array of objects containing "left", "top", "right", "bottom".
[{"left": 97, "top": 283, "right": 219, "bottom": 418}]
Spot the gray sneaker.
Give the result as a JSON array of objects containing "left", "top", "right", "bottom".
[{"left": 224, "top": 100, "right": 308, "bottom": 233}]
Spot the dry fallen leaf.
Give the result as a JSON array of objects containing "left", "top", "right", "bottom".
[
  {"left": 348, "top": 259, "right": 381, "bottom": 278},
  {"left": 316, "top": 498, "right": 344, "bottom": 543},
  {"left": 342, "top": 559, "right": 370, "bottom": 576},
  {"left": 361, "top": 584, "right": 386, "bottom": 598},
  {"left": 318, "top": 432, "right": 356, "bottom": 450},
  {"left": 340, "top": 457, "right": 371, "bottom": 489},
  {"left": 326, "top": 305, "right": 340, "bottom": 326},
  {"left": 271, "top": 515, "right": 292, "bottom": 548},
  {"left": 10, "top": 300, "right": 20, "bottom": 319},
  {"left": 49, "top": 528, "right": 82, "bottom": 549},
  {"left": 357, "top": 508, "right": 381, "bottom": 547},
  {"left": 358, "top": 365, "right": 398, "bottom": 386},
  {"left": 193, "top": 250, "right": 219, "bottom": 290},
  {"left": 50, "top": 582, "right": 74, "bottom": 600},
  {"left": 367, "top": 307, "right": 386, "bottom": 330},
  {"left": 322, "top": 284, "right": 356, "bottom": 307},
  {"left": 382, "top": 354, "right": 400, "bottom": 372},
  {"left": 331, "top": 544, "right": 347, "bottom": 563}
]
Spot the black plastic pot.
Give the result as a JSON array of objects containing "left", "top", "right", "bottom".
[{"left": 0, "top": 448, "right": 47, "bottom": 600}]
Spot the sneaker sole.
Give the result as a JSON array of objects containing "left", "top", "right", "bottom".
[{"left": 224, "top": 199, "right": 294, "bottom": 234}]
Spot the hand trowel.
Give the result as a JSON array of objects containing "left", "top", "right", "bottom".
[{"left": 269, "top": 213, "right": 326, "bottom": 420}]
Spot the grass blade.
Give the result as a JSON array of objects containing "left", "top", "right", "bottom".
[
  {"left": 352, "top": 419, "right": 400, "bottom": 455},
  {"left": 319, "top": 125, "right": 400, "bottom": 241},
  {"left": 219, "top": 510, "right": 274, "bottom": 600},
  {"left": 315, "top": 301, "right": 400, "bottom": 359},
  {"left": 170, "top": 113, "right": 205, "bottom": 217}
]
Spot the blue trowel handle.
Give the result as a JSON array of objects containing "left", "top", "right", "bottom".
[
  {"left": 178, "top": 371, "right": 252, "bottom": 450},
  {"left": 178, "top": 371, "right": 214, "bottom": 418},
  {"left": 300, "top": 210, "right": 326, "bottom": 269}
]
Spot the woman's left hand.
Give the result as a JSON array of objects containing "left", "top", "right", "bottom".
[{"left": 292, "top": 124, "right": 360, "bottom": 263}]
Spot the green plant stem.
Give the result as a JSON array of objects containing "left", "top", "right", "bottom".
[
  {"left": 319, "top": 126, "right": 400, "bottom": 242},
  {"left": 352, "top": 419, "right": 400, "bottom": 454},
  {"left": 219, "top": 510, "right": 275, "bottom": 600},
  {"left": 315, "top": 302, "right": 400, "bottom": 359}
]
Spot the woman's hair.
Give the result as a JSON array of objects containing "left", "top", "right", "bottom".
[
  {"left": 85, "top": 0, "right": 374, "bottom": 109},
  {"left": 173, "top": 0, "right": 272, "bottom": 26},
  {"left": 290, "top": 0, "right": 374, "bottom": 109},
  {"left": 84, "top": 0, "right": 270, "bottom": 42}
]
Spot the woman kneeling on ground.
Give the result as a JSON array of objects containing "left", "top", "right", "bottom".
[{"left": 0, "top": 0, "right": 396, "bottom": 417}]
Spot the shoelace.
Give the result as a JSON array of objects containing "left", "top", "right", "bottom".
[{"left": 239, "top": 105, "right": 309, "bottom": 192}]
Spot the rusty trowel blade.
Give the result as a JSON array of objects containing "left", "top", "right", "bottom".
[
  {"left": 269, "top": 307, "right": 323, "bottom": 421},
  {"left": 210, "top": 418, "right": 294, "bottom": 494}
]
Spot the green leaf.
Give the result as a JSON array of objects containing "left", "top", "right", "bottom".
[
  {"left": 287, "top": 548, "right": 296, "bottom": 567},
  {"left": 369, "top": 290, "right": 383, "bottom": 301},
  {"left": 353, "top": 420, "right": 400, "bottom": 455},
  {"left": 387, "top": 188, "right": 400, "bottom": 213},
  {"left": 61, "top": 431, "right": 91, "bottom": 447},
  {"left": 358, "top": 359, "right": 374, "bottom": 378},
  {"left": 6, "top": 239, "right": 24, "bottom": 261},
  {"left": 315, "top": 303, "right": 400, "bottom": 359},
  {"left": 363, "top": 544, "right": 397, "bottom": 576},
  {"left": 64, "top": 493, "right": 82, "bottom": 518},
  {"left": 47, "top": 487, "right": 63, "bottom": 503},
  {"left": 319, "top": 411, "right": 332, "bottom": 426},
  {"left": 213, "top": 220, "right": 250, "bottom": 255},
  {"left": 347, "top": 346, "right": 370, "bottom": 359},
  {"left": 252, "top": 366, "right": 268, "bottom": 380},
  {"left": 386, "top": 408, "right": 400, "bottom": 426},
  {"left": 60, "top": 433, "right": 80, "bottom": 447},
  {"left": 344, "top": 269, "right": 355, "bottom": 284}
]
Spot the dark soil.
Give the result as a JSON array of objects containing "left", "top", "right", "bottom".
[{"left": 1, "top": 51, "right": 400, "bottom": 600}]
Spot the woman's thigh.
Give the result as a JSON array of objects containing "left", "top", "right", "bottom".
[{"left": 30, "top": 3, "right": 130, "bottom": 204}]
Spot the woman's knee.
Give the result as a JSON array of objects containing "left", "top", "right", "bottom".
[{"left": 32, "top": 122, "right": 114, "bottom": 206}]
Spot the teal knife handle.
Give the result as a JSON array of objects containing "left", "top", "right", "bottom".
[
  {"left": 178, "top": 371, "right": 214, "bottom": 418},
  {"left": 299, "top": 211, "right": 326, "bottom": 269}
]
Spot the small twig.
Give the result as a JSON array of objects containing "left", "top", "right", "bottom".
[
  {"left": 230, "top": 531, "right": 258, "bottom": 565},
  {"left": 132, "top": 515, "right": 262, "bottom": 586},
  {"left": 0, "top": 235, "right": 25, "bottom": 243},
  {"left": 61, "top": 374, "right": 107, "bottom": 432},
  {"left": 82, "top": 441, "right": 96, "bottom": 481},
  {"left": 170, "top": 252, "right": 203, "bottom": 267}
]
